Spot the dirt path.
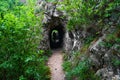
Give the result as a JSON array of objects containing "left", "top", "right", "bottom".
[{"left": 47, "top": 49, "right": 65, "bottom": 80}]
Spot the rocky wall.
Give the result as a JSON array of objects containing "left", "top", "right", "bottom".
[{"left": 37, "top": 0, "right": 120, "bottom": 79}]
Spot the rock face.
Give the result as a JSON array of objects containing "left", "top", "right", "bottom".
[
  {"left": 64, "top": 26, "right": 120, "bottom": 80},
  {"left": 37, "top": 0, "right": 120, "bottom": 80},
  {"left": 37, "top": 0, "right": 66, "bottom": 50},
  {"left": 89, "top": 27, "right": 120, "bottom": 80}
]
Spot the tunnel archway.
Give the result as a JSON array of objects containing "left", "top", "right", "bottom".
[{"left": 49, "top": 25, "right": 65, "bottom": 49}]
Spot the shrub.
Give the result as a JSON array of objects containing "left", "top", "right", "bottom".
[
  {"left": 63, "top": 58, "right": 100, "bottom": 80},
  {"left": 112, "top": 58, "right": 120, "bottom": 67},
  {"left": 0, "top": 0, "right": 50, "bottom": 80}
]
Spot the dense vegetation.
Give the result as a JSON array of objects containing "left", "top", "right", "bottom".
[
  {"left": 59, "top": 0, "right": 120, "bottom": 80},
  {"left": 58, "top": 0, "right": 120, "bottom": 30},
  {"left": 0, "top": 0, "right": 120, "bottom": 80},
  {"left": 0, "top": 0, "right": 50, "bottom": 80}
]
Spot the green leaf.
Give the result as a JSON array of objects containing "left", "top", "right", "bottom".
[{"left": 47, "top": 0, "right": 56, "bottom": 2}]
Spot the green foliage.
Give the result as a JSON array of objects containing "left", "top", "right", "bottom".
[
  {"left": 47, "top": 0, "right": 56, "bottom": 3},
  {"left": 112, "top": 58, "right": 120, "bottom": 67},
  {"left": 58, "top": 0, "right": 120, "bottom": 79},
  {"left": 0, "top": 0, "right": 50, "bottom": 80},
  {"left": 99, "top": 41, "right": 113, "bottom": 48},
  {"left": 57, "top": 0, "right": 120, "bottom": 30},
  {"left": 84, "top": 35, "right": 95, "bottom": 44},
  {"left": 63, "top": 59, "right": 100, "bottom": 80},
  {"left": 59, "top": 0, "right": 120, "bottom": 79},
  {"left": 99, "top": 29, "right": 120, "bottom": 48},
  {"left": 63, "top": 61, "right": 72, "bottom": 72}
]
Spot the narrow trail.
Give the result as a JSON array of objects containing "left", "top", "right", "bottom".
[{"left": 47, "top": 49, "right": 65, "bottom": 80}]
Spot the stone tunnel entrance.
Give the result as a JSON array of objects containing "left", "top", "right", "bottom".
[{"left": 49, "top": 25, "right": 65, "bottom": 49}]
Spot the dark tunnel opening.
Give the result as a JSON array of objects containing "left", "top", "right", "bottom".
[{"left": 49, "top": 25, "right": 65, "bottom": 49}]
